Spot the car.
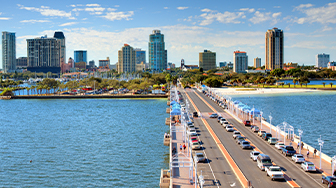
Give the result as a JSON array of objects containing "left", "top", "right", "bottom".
[
  {"left": 258, "top": 130, "right": 266, "bottom": 137},
  {"left": 275, "top": 142, "right": 285, "bottom": 150},
  {"left": 209, "top": 113, "right": 218, "bottom": 118},
  {"left": 187, "top": 122, "right": 193, "bottom": 126},
  {"left": 217, "top": 116, "right": 222, "bottom": 122},
  {"left": 219, "top": 118, "right": 227, "bottom": 124},
  {"left": 262, "top": 133, "right": 272, "bottom": 141},
  {"left": 240, "top": 141, "right": 252, "bottom": 149},
  {"left": 322, "top": 176, "right": 336, "bottom": 188},
  {"left": 226, "top": 125, "right": 235, "bottom": 132},
  {"left": 265, "top": 166, "right": 284, "bottom": 181},
  {"left": 250, "top": 151, "right": 260, "bottom": 161},
  {"left": 281, "top": 146, "right": 296, "bottom": 156},
  {"left": 191, "top": 141, "right": 201, "bottom": 150},
  {"left": 292, "top": 154, "right": 305, "bottom": 163},
  {"left": 236, "top": 136, "right": 245, "bottom": 144},
  {"left": 301, "top": 162, "right": 316, "bottom": 172},
  {"left": 233, "top": 131, "right": 241, "bottom": 139},
  {"left": 184, "top": 86, "right": 191, "bottom": 89},
  {"left": 192, "top": 112, "right": 198, "bottom": 117},
  {"left": 188, "top": 125, "right": 195, "bottom": 130},
  {"left": 257, "top": 154, "right": 273, "bottom": 171},
  {"left": 190, "top": 137, "right": 198, "bottom": 142},
  {"left": 222, "top": 121, "right": 229, "bottom": 127},
  {"left": 194, "top": 152, "right": 206, "bottom": 162},
  {"left": 252, "top": 126, "right": 260, "bottom": 132},
  {"left": 268, "top": 137, "right": 278, "bottom": 145},
  {"left": 243, "top": 120, "right": 251, "bottom": 126},
  {"left": 187, "top": 129, "right": 197, "bottom": 136}
]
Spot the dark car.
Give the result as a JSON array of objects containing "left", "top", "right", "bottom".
[
  {"left": 193, "top": 112, "right": 198, "bottom": 117},
  {"left": 262, "top": 133, "right": 272, "bottom": 141},
  {"left": 243, "top": 120, "right": 251, "bottom": 126},
  {"left": 322, "top": 176, "right": 336, "bottom": 187},
  {"left": 217, "top": 116, "right": 223, "bottom": 122},
  {"left": 184, "top": 86, "right": 191, "bottom": 89}
]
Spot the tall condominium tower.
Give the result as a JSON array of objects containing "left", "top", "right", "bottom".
[
  {"left": 254, "top": 57, "right": 261, "bottom": 68},
  {"left": 316, "top": 53, "right": 330, "bottom": 68},
  {"left": 265, "top": 28, "right": 283, "bottom": 70},
  {"left": 148, "top": 30, "right": 167, "bottom": 71},
  {"left": 27, "top": 35, "right": 61, "bottom": 73},
  {"left": 233, "top": 51, "right": 248, "bottom": 73},
  {"left": 118, "top": 44, "right": 136, "bottom": 73},
  {"left": 2, "top": 31, "right": 16, "bottom": 73},
  {"left": 199, "top": 49, "right": 216, "bottom": 71},
  {"left": 53, "top": 31, "right": 66, "bottom": 64},
  {"left": 74, "top": 50, "right": 87, "bottom": 63},
  {"left": 134, "top": 48, "right": 146, "bottom": 64}
]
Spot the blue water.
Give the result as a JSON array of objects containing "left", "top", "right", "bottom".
[
  {"left": 0, "top": 99, "right": 169, "bottom": 187},
  {"left": 229, "top": 91, "right": 336, "bottom": 157}
]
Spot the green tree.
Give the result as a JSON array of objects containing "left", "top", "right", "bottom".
[
  {"left": 322, "top": 82, "right": 326, "bottom": 87},
  {"left": 330, "top": 83, "right": 333, "bottom": 88},
  {"left": 270, "top": 68, "right": 285, "bottom": 77}
]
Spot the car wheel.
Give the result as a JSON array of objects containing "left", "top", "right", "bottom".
[{"left": 322, "top": 180, "right": 324, "bottom": 184}]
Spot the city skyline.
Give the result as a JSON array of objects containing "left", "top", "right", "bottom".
[{"left": 1, "top": 0, "right": 336, "bottom": 68}]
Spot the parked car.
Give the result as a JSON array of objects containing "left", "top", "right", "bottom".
[
  {"left": 233, "top": 131, "right": 241, "bottom": 139},
  {"left": 258, "top": 130, "right": 266, "bottom": 137},
  {"left": 243, "top": 120, "right": 251, "bottom": 126},
  {"left": 236, "top": 136, "right": 245, "bottom": 144},
  {"left": 262, "top": 133, "right": 272, "bottom": 141},
  {"left": 301, "top": 161, "right": 316, "bottom": 172},
  {"left": 257, "top": 154, "right": 272, "bottom": 171},
  {"left": 252, "top": 126, "right": 260, "bottom": 132},
  {"left": 275, "top": 142, "right": 285, "bottom": 150},
  {"left": 187, "top": 129, "right": 197, "bottom": 136},
  {"left": 193, "top": 112, "right": 198, "bottom": 117},
  {"left": 191, "top": 141, "right": 201, "bottom": 150},
  {"left": 217, "top": 116, "right": 222, "bottom": 122},
  {"left": 190, "top": 137, "right": 198, "bottom": 142},
  {"left": 209, "top": 113, "right": 218, "bottom": 118},
  {"left": 322, "top": 176, "right": 336, "bottom": 188},
  {"left": 219, "top": 118, "right": 227, "bottom": 124},
  {"left": 292, "top": 154, "right": 305, "bottom": 163},
  {"left": 222, "top": 121, "right": 229, "bottom": 127},
  {"left": 226, "top": 125, "right": 235, "bottom": 132},
  {"left": 265, "top": 166, "right": 284, "bottom": 181},
  {"left": 195, "top": 152, "right": 206, "bottom": 162},
  {"left": 281, "top": 146, "right": 296, "bottom": 156},
  {"left": 268, "top": 137, "right": 278, "bottom": 145},
  {"left": 250, "top": 151, "right": 260, "bottom": 161},
  {"left": 240, "top": 141, "right": 252, "bottom": 149}
]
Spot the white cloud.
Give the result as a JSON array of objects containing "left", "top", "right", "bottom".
[
  {"left": 85, "top": 7, "right": 105, "bottom": 12},
  {"left": 18, "top": 4, "right": 75, "bottom": 19},
  {"left": 59, "top": 22, "right": 78, "bottom": 26},
  {"left": 322, "top": 26, "right": 333, "bottom": 31},
  {"left": 164, "top": 7, "right": 169, "bottom": 9},
  {"left": 107, "top": 8, "right": 117, "bottom": 11},
  {"left": 249, "top": 11, "right": 281, "bottom": 24},
  {"left": 72, "top": 8, "right": 84, "bottom": 11},
  {"left": 115, "top": 5, "right": 120, "bottom": 8},
  {"left": 82, "top": 18, "right": 87, "bottom": 20},
  {"left": 177, "top": 7, "right": 188, "bottom": 10},
  {"left": 70, "top": 5, "right": 76, "bottom": 7},
  {"left": 90, "top": 12, "right": 103, "bottom": 15},
  {"left": 183, "top": 16, "right": 193, "bottom": 22},
  {"left": 199, "top": 9, "right": 245, "bottom": 25},
  {"left": 101, "top": 11, "right": 134, "bottom": 21},
  {"left": 86, "top": 4, "right": 101, "bottom": 7},
  {"left": 274, "top": 6, "right": 281, "bottom": 8},
  {"left": 0, "top": 17, "right": 11, "bottom": 20},
  {"left": 20, "top": 19, "right": 50, "bottom": 23},
  {"left": 240, "top": 8, "right": 255, "bottom": 13},
  {"left": 293, "top": 2, "right": 336, "bottom": 24}
]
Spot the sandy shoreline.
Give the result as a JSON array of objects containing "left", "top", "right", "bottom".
[{"left": 213, "top": 88, "right": 318, "bottom": 95}]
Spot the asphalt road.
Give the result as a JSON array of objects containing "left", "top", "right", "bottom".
[{"left": 190, "top": 88, "right": 325, "bottom": 188}]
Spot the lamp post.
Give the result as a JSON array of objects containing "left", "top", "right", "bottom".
[
  {"left": 260, "top": 111, "right": 263, "bottom": 130},
  {"left": 298, "top": 129, "right": 303, "bottom": 154},
  {"left": 269, "top": 114, "right": 273, "bottom": 133},
  {"left": 283, "top": 122, "right": 287, "bottom": 145},
  {"left": 332, "top": 156, "right": 336, "bottom": 176},
  {"left": 318, "top": 135, "right": 324, "bottom": 169}
]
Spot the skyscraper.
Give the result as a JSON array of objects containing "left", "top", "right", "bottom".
[
  {"left": 233, "top": 51, "right": 248, "bottom": 73},
  {"left": 74, "top": 50, "right": 87, "bottom": 63},
  {"left": 134, "top": 48, "right": 146, "bottom": 64},
  {"left": 254, "top": 57, "right": 261, "bottom": 68},
  {"left": 27, "top": 35, "right": 61, "bottom": 73},
  {"left": 316, "top": 53, "right": 330, "bottom": 68},
  {"left": 199, "top": 50, "right": 216, "bottom": 71},
  {"left": 53, "top": 31, "right": 66, "bottom": 64},
  {"left": 2, "top": 31, "right": 16, "bottom": 73},
  {"left": 118, "top": 44, "right": 135, "bottom": 73},
  {"left": 148, "top": 30, "right": 167, "bottom": 71},
  {"left": 265, "top": 28, "right": 283, "bottom": 70}
]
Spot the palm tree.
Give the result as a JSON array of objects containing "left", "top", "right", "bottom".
[
  {"left": 322, "top": 82, "right": 326, "bottom": 87},
  {"left": 287, "top": 83, "right": 291, "bottom": 88},
  {"left": 27, "top": 87, "right": 30, "bottom": 96},
  {"left": 293, "top": 78, "right": 298, "bottom": 87},
  {"left": 330, "top": 83, "right": 333, "bottom": 88}
]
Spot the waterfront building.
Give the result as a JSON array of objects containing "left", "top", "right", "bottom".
[
  {"left": 27, "top": 35, "right": 61, "bottom": 73},
  {"left": 118, "top": 44, "right": 136, "bottom": 73},
  {"left": 283, "top": 62, "right": 298, "bottom": 70},
  {"left": 109, "top": 63, "right": 117, "bottom": 70},
  {"left": 74, "top": 50, "right": 87, "bottom": 63},
  {"left": 167, "top": 62, "right": 175, "bottom": 69},
  {"left": 61, "top": 57, "right": 74, "bottom": 73},
  {"left": 136, "top": 62, "right": 147, "bottom": 72},
  {"left": 199, "top": 50, "right": 216, "bottom": 71},
  {"left": 265, "top": 28, "right": 284, "bottom": 70},
  {"left": 219, "top": 62, "right": 227, "bottom": 68},
  {"left": 53, "top": 31, "right": 66, "bottom": 65},
  {"left": 328, "top": 61, "right": 336, "bottom": 71},
  {"left": 148, "top": 30, "right": 167, "bottom": 71},
  {"left": 316, "top": 53, "right": 330, "bottom": 68},
  {"left": 2, "top": 31, "right": 16, "bottom": 73},
  {"left": 254, "top": 57, "right": 261, "bottom": 68},
  {"left": 87, "top": 60, "right": 95, "bottom": 68},
  {"left": 233, "top": 51, "right": 248, "bottom": 73},
  {"left": 135, "top": 48, "right": 146, "bottom": 65},
  {"left": 99, "top": 57, "right": 110, "bottom": 67},
  {"left": 16, "top": 57, "right": 27, "bottom": 69}
]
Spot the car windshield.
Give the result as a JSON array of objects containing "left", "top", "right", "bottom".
[
  {"left": 254, "top": 152, "right": 260, "bottom": 156},
  {"left": 196, "top": 154, "right": 204, "bottom": 157},
  {"left": 193, "top": 143, "right": 199, "bottom": 146},
  {"left": 271, "top": 168, "right": 281, "bottom": 171},
  {"left": 308, "top": 164, "right": 315, "bottom": 167},
  {"left": 262, "top": 159, "right": 272, "bottom": 164},
  {"left": 238, "top": 138, "right": 245, "bottom": 141},
  {"left": 286, "top": 146, "right": 294, "bottom": 150},
  {"left": 271, "top": 138, "right": 277, "bottom": 141},
  {"left": 211, "top": 113, "right": 217, "bottom": 116},
  {"left": 190, "top": 130, "right": 196, "bottom": 132},
  {"left": 191, "top": 138, "right": 197, "bottom": 141},
  {"left": 234, "top": 132, "right": 240, "bottom": 134},
  {"left": 331, "top": 179, "right": 336, "bottom": 182},
  {"left": 227, "top": 126, "right": 232, "bottom": 128},
  {"left": 297, "top": 155, "right": 304, "bottom": 158},
  {"left": 242, "top": 142, "right": 249, "bottom": 145}
]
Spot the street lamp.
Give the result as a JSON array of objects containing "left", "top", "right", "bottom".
[
  {"left": 318, "top": 135, "right": 324, "bottom": 169},
  {"left": 260, "top": 111, "right": 263, "bottom": 130},
  {"left": 298, "top": 129, "right": 303, "bottom": 154},
  {"left": 269, "top": 114, "right": 273, "bottom": 133},
  {"left": 332, "top": 156, "right": 336, "bottom": 176}
]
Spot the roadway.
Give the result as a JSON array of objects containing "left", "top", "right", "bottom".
[{"left": 188, "top": 88, "right": 325, "bottom": 188}]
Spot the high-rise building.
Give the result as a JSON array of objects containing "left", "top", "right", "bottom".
[
  {"left": 316, "top": 53, "right": 330, "bottom": 68},
  {"left": 16, "top": 57, "right": 27, "bottom": 69},
  {"left": 199, "top": 50, "right": 216, "bottom": 71},
  {"left": 219, "top": 62, "right": 227, "bottom": 68},
  {"left": 99, "top": 57, "right": 110, "bottom": 67},
  {"left": 265, "top": 27, "right": 283, "bottom": 70},
  {"left": 2, "top": 31, "right": 16, "bottom": 73},
  {"left": 88, "top": 60, "right": 95, "bottom": 68},
  {"left": 148, "top": 30, "right": 167, "bottom": 71},
  {"left": 27, "top": 35, "right": 61, "bottom": 73},
  {"left": 134, "top": 48, "right": 146, "bottom": 64},
  {"left": 74, "top": 50, "right": 87, "bottom": 63},
  {"left": 118, "top": 44, "right": 136, "bottom": 73},
  {"left": 53, "top": 31, "right": 66, "bottom": 64},
  {"left": 233, "top": 51, "right": 248, "bottom": 73},
  {"left": 254, "top": 57, "right": 261, "bottom": 68}
]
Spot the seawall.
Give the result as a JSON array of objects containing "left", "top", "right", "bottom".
[{"left": 11, "top": 94, "right": 168, "bottom": 99}]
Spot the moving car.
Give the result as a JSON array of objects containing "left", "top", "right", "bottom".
[
  {"left": 258, "top": 130, "right": 266, "bottom": 137},
  {"left": 252, "top": 126, "right": 260, "bottom": 132},
  {"left": 243, "top": 120, "right": 251, "bottom": 126},
  {"left": 322, "top": 176, "right": 336, "bottom": 188},
  {"left": 219, "top": 118, "right": 227, "bottom": 124},
  {"left": 236, "top": 136, "right": 245, "bottom": 144},
  {"left": 301, "top": 161, "right": 316, "bottom": 172},
  {"left": 257, "top": 154, "right": 272, "bottom": 171},
  {"left": 209, "top": 113, "right": 218, "bottom": 118},
  {"left": 226, "top": 125, "right": 235, "bottom": 132},
  {"left": 275, "top": 142, "right": 285, "bottom": 150},
  {"left": 233, "top": 131, "right": 241, "bottom": 139},
  {"left": 262, "top": 133, "right": 272, "bottom": 141},
  {"left": 240, "top": 141, "right": 252, "bottom": 149},
  {"left": 187, "top": 129, "right": 197, "bottom": 136},
  {"left": 191, "top": 141, "right": 201, "bottom": 150},
  {"left": 222, "top": 121, "right": 229, "bottom": 127},
  {"left": 195, "top": 152, "right": 206, "bottom": 162},
  {"left": 190, "top": 137, "right": 198, "bottom": 142},
  {"left": 250, "top": 151, "right": 260, "bottom": 161},
  {"left": 268, "top": 137, "right": 278, "bottom": 145},
  {"left": 281, "top": 146, "right": 296, "bottom": 156},
  {"left": 193, "top": 112, "right": 198, "bottom": 117},
  {"left": 265, "top": 166, "right": 284, "bottom": 180},
  {"left": 292, "top": 154, "right": 305, "bottom": 163},
  {"left": 217, "top": 116, "right": 222, "bottom": 122}
]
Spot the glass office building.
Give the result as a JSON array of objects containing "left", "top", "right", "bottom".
[{"left": 148, "top": 30, "right": 167, "bottom": 71}]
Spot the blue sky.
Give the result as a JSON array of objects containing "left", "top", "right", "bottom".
[{"left": 1, "top": 0, "right": 336, "bottom": 67}]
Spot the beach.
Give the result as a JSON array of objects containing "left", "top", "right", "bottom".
[{"left": 213, "top": 87, "right": 318, "bottom": 95}]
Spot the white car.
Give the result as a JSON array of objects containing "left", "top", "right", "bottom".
[
  {"left": 292, "top": 154, "right": 305, "bottom": 163},
  {"left": 194, "top": 153, "right": 206, "bottom": 162},
  {"left": 233, "top": 131, "right": 241, "bottom": 139},
  {"left": 219, "top": 118, "right": 227, "bottom": 124},
  {"left": 191, "top": 142, "right": 201, "bottom": 150},
  {"left": 226, "top": 125, "right": 234, "bottom": 132},
  {"left": 265, "top": 166, "right": 284, "bottom": 180},
  {"left": 301, "top": 162, "right": 316, "bottom": 172},
  {"left": 187, "top": 129, "right": 197, "bottom": 136},
  {"left": 275, "top": 142, "right": 285, "bottom": 150},
  {"left": 250, "top": 151, "right": 260, "bottom": 161}
]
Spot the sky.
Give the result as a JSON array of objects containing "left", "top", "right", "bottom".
[{"left": 1, "top": 0, "right": 336, "bottom": 67}]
